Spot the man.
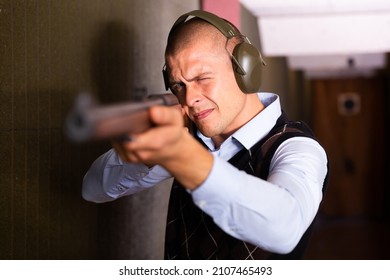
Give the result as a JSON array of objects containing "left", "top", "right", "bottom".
[{"left": 82, "top": 10, "right": 328, "bottom": 259}]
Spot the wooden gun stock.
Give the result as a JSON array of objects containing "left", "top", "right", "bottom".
[{"left": 64, "top": 93, "right": 179, "bottom": 142}]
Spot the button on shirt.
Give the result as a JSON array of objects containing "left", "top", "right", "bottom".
[{"left": 82, "top": 92, "right": 328, "bottom": 254}]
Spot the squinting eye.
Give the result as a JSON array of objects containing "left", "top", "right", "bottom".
[
  {"left": 171, "top": 82, "right": 185, "bottom": 95},
  {"left": 198, "top": 77, "right": 211, "bottom": 84}
]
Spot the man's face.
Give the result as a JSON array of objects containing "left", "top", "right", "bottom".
[{"left": 166, "top": 37, "right": 248, "bottom": 140}]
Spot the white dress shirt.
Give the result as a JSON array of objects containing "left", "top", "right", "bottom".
[{"left": 82, "top": 92, "right": 328, "bottom": 254}]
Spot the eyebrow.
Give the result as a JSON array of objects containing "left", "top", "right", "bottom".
[{"left": 171, "top": 71, "right": 214, "bottom": 84}]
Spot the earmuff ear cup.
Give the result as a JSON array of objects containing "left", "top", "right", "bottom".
[
  {"left": 232, "top": 42, "right": 263, "bottom": 93},
  {"left": 162, "top": 67, "right": 170, "bottom": 91}
]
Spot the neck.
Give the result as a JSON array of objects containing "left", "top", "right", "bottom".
[{"left": 212, "top": 93, "right": 265, "bottom": 149}]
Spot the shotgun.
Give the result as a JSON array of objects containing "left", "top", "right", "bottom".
[{"left": 64, "top": 93, "right": 179, "bottom": 142}]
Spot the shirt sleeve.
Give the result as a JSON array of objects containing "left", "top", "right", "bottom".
[
  {"left": 82, "top": 148, "right": 172, "bottom": 203},
  {"left": 191, "top": 137, "right": 328, "bottom": 254}
]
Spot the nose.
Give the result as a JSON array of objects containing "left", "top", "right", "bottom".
[{"left": 185, "top": 85, "right": 202, "bottom": 107}]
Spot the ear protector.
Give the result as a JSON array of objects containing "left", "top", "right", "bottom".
[{"left": 163, "top": 10, "right": 265, "bottom": 93}]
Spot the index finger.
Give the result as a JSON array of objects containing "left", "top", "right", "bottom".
[{"left": 149, "top": 105, "right": 184, "bottom": 127}]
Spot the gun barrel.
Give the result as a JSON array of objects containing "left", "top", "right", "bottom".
[{"left": 65, "top": 93, "right": 179, "bottom": 142}]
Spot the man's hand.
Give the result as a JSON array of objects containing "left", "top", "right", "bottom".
[{"left": 112, "top": 105, "right": 213, "bottom": 190}]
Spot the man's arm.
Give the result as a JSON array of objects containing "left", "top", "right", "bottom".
[
  {"left": 82, "top": 105, "right": 213, "bottom": 203},
  {"left": 112, "top": 105, "right": 214, "bottom": 190},
  {"left": 191, "top": 137, "right": 328, "bottom": 254},
  {"left": 82, "top": 148, "right": 172, "bottom": 202}
]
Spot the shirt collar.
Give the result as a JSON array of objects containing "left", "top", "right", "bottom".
[{"left": 197, "top": 92, "right": 282, "bottom": 151}]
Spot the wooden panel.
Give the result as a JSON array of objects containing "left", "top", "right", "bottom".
[{"left": 312, "top": 77, "right": 386, "bottom": 217}]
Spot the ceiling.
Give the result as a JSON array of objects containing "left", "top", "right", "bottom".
[
  {"left": 239, "top": 0, "right": 390, "bottom": 76},
  {"left": 240, "top": 0, "right": 390, "bottom": 16}
]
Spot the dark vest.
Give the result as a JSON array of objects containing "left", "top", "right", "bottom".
[{"left": 164, "top": 112, "right": 327, "bottom": 259}]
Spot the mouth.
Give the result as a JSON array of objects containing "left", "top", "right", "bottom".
[{"left": 193, "top": 109, "right": 214, "bottom": 121}]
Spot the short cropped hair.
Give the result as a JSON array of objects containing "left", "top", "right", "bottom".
[{"left": 165, "top": 17, "right": 244, "bottom": 60}]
